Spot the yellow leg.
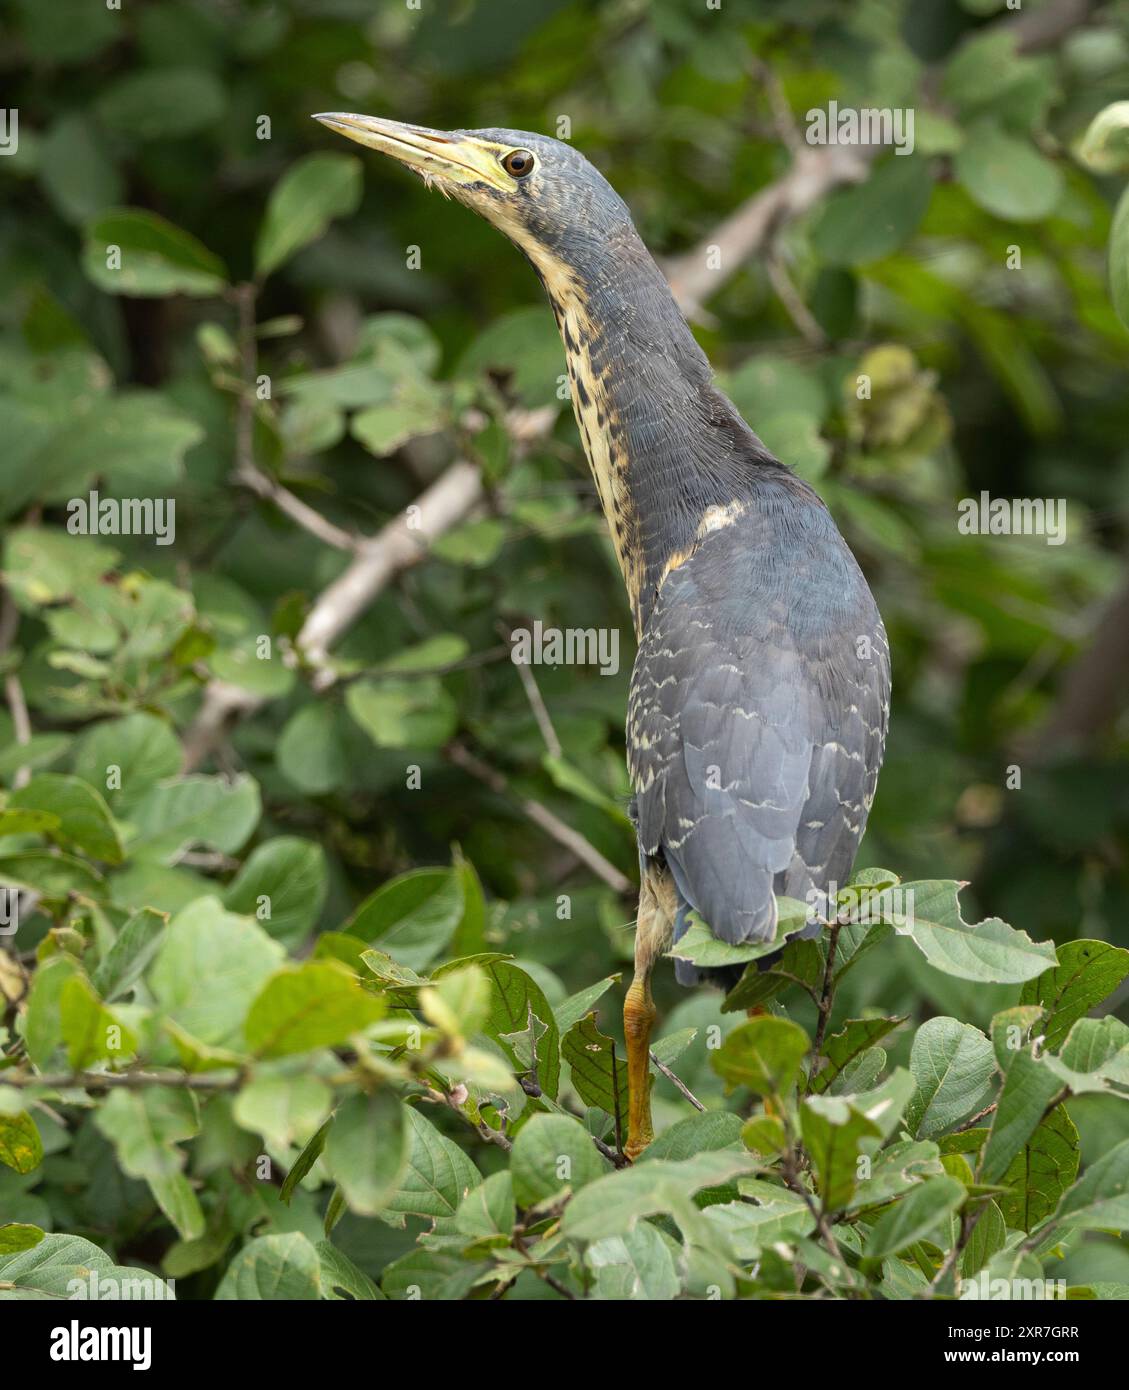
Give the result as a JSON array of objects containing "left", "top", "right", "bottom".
[
  {"left": 624, "top": 869, "right": 674, "bottom": 1161},
  {"left": 624, "top": 973, "right": 656, "bottom": 1161}
]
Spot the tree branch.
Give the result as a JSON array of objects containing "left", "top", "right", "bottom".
[{"left": 444, "top": 740, "right": 630, "bottom": 894}]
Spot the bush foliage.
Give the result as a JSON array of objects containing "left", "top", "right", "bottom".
[{"left": 2, "top": 0, "right": 1129, "bottom": 1301}]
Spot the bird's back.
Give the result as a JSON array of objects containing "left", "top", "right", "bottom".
[{"left": 627, "top": 470, "right": 889, "bottom": 983}]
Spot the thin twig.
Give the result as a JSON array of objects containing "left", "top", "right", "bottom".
[
  {"left": 649, "top": 1050, "right": 705, "bottom": 1112},
  {"left": 0, "top": 588, "right": 31, "bottom": 789},
  {"left": 1, "top": 1069, "right": 244, "bottom": 1091},
  {"left": 444, "top": 740, "right": 631, "bottom": 894},
  {"left": 512, "top": 1231, "right": 576, "bottom": 1300},
  {"left": 503, "top": 622, "right": 562, "bottom": 759},
  {"left": 765, "top": 252, "right": 828, "bottom": 348},
  {"left": 809, "top": 920, "right": 842, "bottom": 1070},
  {"left": 954, "top": 1102, "right": 997, "bottom": 1134}
]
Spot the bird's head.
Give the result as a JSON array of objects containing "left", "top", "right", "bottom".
[{"left": 313, "top": 114, "right": 636, "bottom": 291}]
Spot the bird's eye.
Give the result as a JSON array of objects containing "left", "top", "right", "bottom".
[{"left": 501, "top": 149, "right": 535, "bottom": 178}]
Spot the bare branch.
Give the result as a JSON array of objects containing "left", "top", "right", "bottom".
[
  {"left": 444, "top": 740, "right": 631, "bottom": 894},
  {"left": 300, "top": 459, "right": 486, "bottom": 675},
  {"left": 649, "top": 1050, "right": 706, "bottom": 1112},
  {"left": 0, "top": 587, "right": 31, "bottom": 789}
]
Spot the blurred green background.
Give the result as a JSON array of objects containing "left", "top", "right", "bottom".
[{"left": 2, "top": 0, "right": 1129, "bottom": 1291}]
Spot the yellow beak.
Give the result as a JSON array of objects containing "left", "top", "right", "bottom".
[{"left": 312, "top": 113, "right": 514, "bottom": 193}]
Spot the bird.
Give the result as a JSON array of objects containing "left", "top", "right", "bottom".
[{"left": 314, "top": 114, "right": 891, "bottom": 1160}]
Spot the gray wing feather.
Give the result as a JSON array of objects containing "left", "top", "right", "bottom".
[{"left": 628, "top": 506, "right": 889, "bottom": 961}]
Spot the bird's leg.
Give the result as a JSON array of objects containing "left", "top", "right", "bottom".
[{"left": 624, "top": 870, "right": 674, "bottom": 1161}]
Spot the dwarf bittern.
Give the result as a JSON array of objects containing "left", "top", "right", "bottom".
[{"left": 316, "top": 115, "right": 890, "bottom": 1159}]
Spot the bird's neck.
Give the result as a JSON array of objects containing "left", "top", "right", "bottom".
[{"left": 532, "top": 237, "right": 783, "bottom": 634}]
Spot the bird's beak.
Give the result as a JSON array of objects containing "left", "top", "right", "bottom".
[{"left": 312, "top": 113, "right": 513, "bottom": 193}]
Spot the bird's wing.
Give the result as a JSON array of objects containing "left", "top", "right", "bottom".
[{"left": 628, "top": 508, "right": 889, "bottom": 947}]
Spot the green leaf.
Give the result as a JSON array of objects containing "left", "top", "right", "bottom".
[
  {"left": 149, "top": 897, "right": 284, "bottom": 1048},
  {"left": 990, "top": 1005, "right": 1045, "bottom": 1075},
  {"left": 419, "top": 964, "right": 490, "bottom": 1038},
  {"left": 348, "top": 867, "right": 464, "bottom": 972},
  {"left": 0, "top": 1233, "right": 172, "bottom": 1301},
  {"left": 255, "top": 153, "right": 363, "bottom": 277},
  {"left": 671, "top": 899, "right": 807, "bottom": 968},
  {"left": 811, "top": 1016, "right": 905, "bottom": 1095},
  {"left": 1019, "top": 940, "right": 1129, "bottom": 1052},
  {"left": 223, "top": 837, "right": 328, "bottom": 945},
  {"left": 82, "top": 208, "right": 228, "bottom": 296},
  {"left": 317, "top": 1240, "right": 383, "bottom": 1300},
  {"left": 431, "top": 519, "right": 507, "bottom": 567},
  {"left": 455, "top": 1170, "right": 515, "bottom": 1242},
  {"left": 323, "top": 1092, "right": 410, "bottom": 1217},
  {"left": 9, "top": 772, "right": 122, "bottom": 863},
  {"left": 1077, "top": 100, "right": 1129, "bottom": 173},
  {"left": 0, "top": 1224, "right": 44, "bottom": 1256},
  {"left": 511, "top": 1114, "right": 607, "bottom": 1209},
  {"left": 482, "top": 960, "right": 561, "bottom": 1100},
  {"left": 1046, "top": 1016, "right": 1129, "bottom": 1093},
  {"left": 876, "top": 881, "right": 1056, "bottom": 983},
  {"left": 998, "top": 1105, "right": 1079, "bottom": 1232},
  {"left": 561, "top": 1150, "right": 759, "bottom": 1242},
  {"left": 980, "top": 1051, "right": 1064, "bottom": 1184},
  {"left": 280, "top": 1118, "right": 332, "bottom": 1206},
  {"left": 215, "top": 1232, "right": 321, "bottom": 1300},
  {"left": 232, "top": 1074, "right": 334, "bottom": 1152},
  {"left": 954, "top": 121, "right": 1063, "bottom": 222},
  {"left": 0, "top": 1112, "right": 43, "bottom": 1175},
  {"left": 380, "top": 1106, "right": 481, "bottom": 1226},
  {"left": 244, "top": 961, "right": 385, "bottom": 1057},
  {"left": 960, "top": 1199, "right": 1006, "bottom": 1280},
  {"left": 21, "top": 954, "right": 80, "bottom": 1068},
  {"left": 561, "top": 1012, "right": 627, "bottom": 1123},
  {"left": 352, "top": 396, "right": 445, "bottom": 456},
  {"left": 741, "top": 1114, "right": 788, "bottom": 1158},
  {"left": 862, "top": 1175, "right": 966, "bottom": 1265},
  {"left": 73, "top": 712, "right": 183, "bottom": 813},
  {"left": 60, "top": 973, "right": 137, "bottom": 1069},
  {"left": 96, "top": 67, "right": 226, "bottom": 141},
  {"left": 129, "top": 774, "right": 261, "bottom": 861},
  {"left": 586, "top": 1224, "right": 681, "bottom": 1300},
  {"left": 1049, "top": 1137, "right": 1129, "bottom": 1234},
  {"left": 846, "top": 1140, "right": 946, "bottom": 1212},
  {"left": 93, "top": 1086, "right": 203, "bottom": 1240},
  {"left": 703, "top": 1193, "right": 815, "bottom": 1258},
  {"left": 345, "top": 677, "right": 457, "bottom": 751},
  {"left": 722, "top": 937, "right": 824, "bottom": 1013},
  {"left": 643, "top": 1111, "right": 744, "bottom": 1164},
  {"left": 811, "top": 155, "right": 932, "bottom": 266},
  {"left": 906, "top": 1017, "right": 996, "bottom": 1138},
  {"left": 277, "top": 703, "right": 349, "bottom": 795},
  {"left": 1108, "top": 184, "right": 1129, "bottom": 333},
  {"left": 553, "top": 975, "right": 620, "bottom": 1034},
  {"left": 92, "top": 907, "right": 167, "bottom": 1002},
  {"left": 710, "top": 1016, "right": 810, "bottom": 1096},
  {"left": 456, "top": 305, "right": 565, "bottom": 408},
  {"left": 801, "top": 1094, "right": 882, "bottom": 1210},
  {"left": 377, "top": 634, "right": 469, "bottom": 675}
]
